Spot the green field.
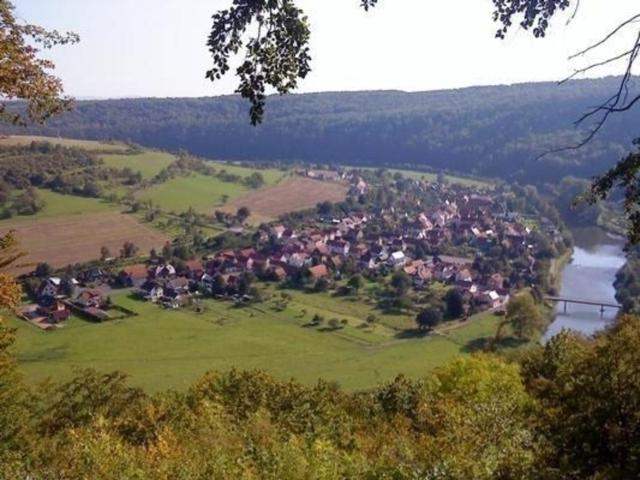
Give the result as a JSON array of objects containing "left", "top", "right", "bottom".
[
  {"left": 387, "top": 168, "right": 492, "bottom": 188},
  {"left": 355, "top": 165, "right": 492, "bottom": 188},
  {"left": 136, "top": 167, "right": 287, "bottom": 213},
  {"left": 135, "top": 174, "right": 250, "bottom": 212},
  {"left": 0, "top": 189, "right": 116, "bottom": 224},
  {"left": 8, "top": 290, "right": 502, "bottom": 393},
  {"left": 211, "top": 162, "right": 288, "bottom": 185},
  {"left": 0, "top": 135, "right": 128, "bottom": 152},
  {"left": 101, "top": 151, "right": 175, "bottom": 179}
]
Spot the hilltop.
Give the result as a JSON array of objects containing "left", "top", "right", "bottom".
[{"left": 3, "top": 77, "right": 639, "bottom": 183}]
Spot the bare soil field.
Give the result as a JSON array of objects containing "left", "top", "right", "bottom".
[
  {"left": 225, "top": 176, "right": 349, "bottom": 221},
  {"left": 1, "top": 212, "right": 168, "bottom": 275}
]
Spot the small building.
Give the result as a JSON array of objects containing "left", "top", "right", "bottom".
[
  {"left": 36, "top": 297, "right": 71, "bottom": 324},
  {"left": 38, "top": 277, "right": 63, "bottom": 299},
  {"left": 309, "top": 264, "right": 329, "bottom": 280},
  {"left": 117, "top": 264, "right": 149, "bottom": 287},
  {"left": 388, "top": 251, "right": 407, "bottom": 267},
  {"left": 74, "top": 289, "right": 105, "bottom": 308}
]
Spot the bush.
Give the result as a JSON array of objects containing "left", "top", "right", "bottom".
[{"left": 328, "top": 318, "right": 341, "bottom": 330}]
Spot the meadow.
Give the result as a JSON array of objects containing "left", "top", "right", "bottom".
[
  {"left": 8, "top": 289, "right": 503, "bottom": 392},
  {"left": 135, "top": 167, "right": 288, "bottom": 214},
  {"left": 357, "top": 166, "right": 492, "bottom": 188},
  {"left": 0, "top": 135, "right": 128, "bottom": 152},
  {"left": 101, "top": 151, "right": 175, "bottom": 179},
  {"left": 390, "top": 169, "right": 491, "bottom": 188},
  {"left": 1, "top": 188, "right": 116, "bottom": 222}
]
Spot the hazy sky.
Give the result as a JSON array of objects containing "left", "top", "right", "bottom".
[{"left": 15, "top": 0, "right": 640, "bottom": 98}]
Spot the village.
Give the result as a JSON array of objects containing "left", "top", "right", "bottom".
[{"left": 20, "top": 169, "right": 567, "bottom": 332}]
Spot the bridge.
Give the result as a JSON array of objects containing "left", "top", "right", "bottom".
[{"left": 544, "top": 296, "right": 622, "bottom": 316}]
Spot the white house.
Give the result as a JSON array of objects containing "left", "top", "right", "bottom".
[{"left": 388, "top": 251, "right": 407, "bottom": 267}]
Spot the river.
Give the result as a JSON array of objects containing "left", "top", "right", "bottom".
[{"left": 543, "top": 227, "right": 627, "bottom": 341}]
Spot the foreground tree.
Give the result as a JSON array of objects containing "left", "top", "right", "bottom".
[
  {"left": 0, "top": 0, "right": 79, "bottom": 125},
  {"left": 521, "top": 316, "right": 640, "bottom": 478},
  {"left": 0, "top": 233, "right": 26, "bottom": 452},
  {"left": 494, "top": 292, "right": 544, "bottom": 344}
]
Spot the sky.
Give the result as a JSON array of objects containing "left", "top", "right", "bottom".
[{"left": 14, "top": 0, "right": 640, "bottom": 99}]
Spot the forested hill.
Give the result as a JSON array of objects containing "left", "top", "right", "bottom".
[{"left": 4, "top": 77, "right": 640, "bottom": 183}]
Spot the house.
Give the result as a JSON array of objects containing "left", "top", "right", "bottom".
[
  {"left": 137, "top": 283, "right": 164, "bottom": 303},
  {"left": 388, "top": 251, "right": 406, "bottom": 267},
  {"left": 309, "top": 264, "right": 329, "bottom": 280},
  {"left": 455, "top": 269, "right": 473, "bottom": 283},
  {"left": 165, "top": 277, "right": 191, "bottom": 295},
  {"left": 154, "top": 263, "right": 176, "bottom": 278},
  {"left": 38, "top": 277, "right": 63, "bottom": 299},
  {"left": 475, "top": 290, "right": 503, "bottom": 309},
  {"left": 36, "top": 297, "right": 71, "bottom": 324},
  {"left": 271, "top": 225, "right": 287, "bottom": 239},
  {"left": 288, "top": 253, "right": 308, "bottom": 268},
  {"left": 488, "top": 273, "right": 505, "bottom": 290},
  {"left": 268, "top": 266, "right": 287, "bottom": 281},
  {"left": 184, "top": 259, "right": 204, "bottom": 275},
  {"left": 117, "top": 264, "right": 149, "bottom": 287},
  {"left": 327, "top": 239, "right": 350, "bottom": 256},
  {"left": 73, "top": 289, "right": 105, "bottom": 309},
  {"left": 356, "top": 178, "right": 367, "bottom": 195},
  {"left": 81, "top": 266, "right": 106, "bottom": 284}
]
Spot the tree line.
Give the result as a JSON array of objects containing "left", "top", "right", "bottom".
[
  {"left": 2, "top": 313, "right": 640, "bottom": 479},
  {"left": 2, "top": 77, "right": 637, "bottom": 184}
]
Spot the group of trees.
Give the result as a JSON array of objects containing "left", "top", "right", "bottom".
[
  {"left": 4, "top": 78, "right": 637, "bottom": 186},
  {"left": 0, "top": 142, "right": 146, "bottom": 217},
  {"left": 2, "top": 313, "right": 640, "bottom": 478},
  {"left": 152, "top": 154, "right": 265, "bottom": 190},
  {"left": 614, "top": 246, "right": 640, "bottom": 313}
]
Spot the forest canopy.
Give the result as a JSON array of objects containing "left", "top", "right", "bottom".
[{"left": 2, "top": 77, "right": 638, "bottom": 184}]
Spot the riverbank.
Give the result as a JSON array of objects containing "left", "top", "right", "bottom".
[
  {"left": 543, "top": 227, "right": 626, "bottom": 341},
  {"left": 549, "top": 249, "right": 573, "bottom": 294}
]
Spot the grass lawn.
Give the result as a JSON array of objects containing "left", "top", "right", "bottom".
[
  {"left": 135, "top": 174, "right": 251, "bottom": 213},
  {"left": 386, "top": 168, "right": 492, "bottom": 188},
  {"left": 210, "top": 162, "right": 288, "bottom": 186},
  {"left": 0, "top": 135, "right": 128, "bottom": 152},
  {"left": 0, "top": 189, "right": 116, "bottom": 224},
  {"left": 8, "top": 290, "right": 504, "bottom": 393},
  {"left": 101, "top": 151, "right": 175, "bottom": 179},
  {"left": 135, "top": 166, "right": 287, "bottom": 214}
]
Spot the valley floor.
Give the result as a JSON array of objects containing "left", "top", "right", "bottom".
[{"left": 9, "top": 288, "right": 504, "bottom": 392}]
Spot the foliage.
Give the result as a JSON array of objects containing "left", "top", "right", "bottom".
[
  {"left": 614, "top": 247, "right": 640, "bottom": 313},
  {"left": 205, "top": 0, "right": 573, "bottom": 125},
  {"left": 120, "top": 241, "right": 139, "bottom": 259},
  {"left": 491, "top": 0, "right": 571, "bottom": 39},
  {"left": 444, "top": 288, "right": 465, "bottom": 319},
  {"left": 206, "top": 0, "right": 311, "bottom": 125},
  {"left": 8, "top": 326, "right": 640, "bottom": 480},
  {"left": 347, "top": 274, "right": 364, "bottom": 294},
  {"left": 497, "top": 292, "right": 545, "bottom": 341},
  {"left": 521, "top": 316, "right": 640, "bottom": 478},
  {"left": 586, "top": 145, "right": 640, "bottom": 245},
  {"left": 9, "top": 79, "right": 638, "bottom": 186},
  {"left": 416, "top": 307, "right": 442, "bottom": 331},
  {"left": 0, "top": 0, "right": 79, "bottom": 125},
  {"left": 0, "top": 231, "right": 25, "bottom": 452}
]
